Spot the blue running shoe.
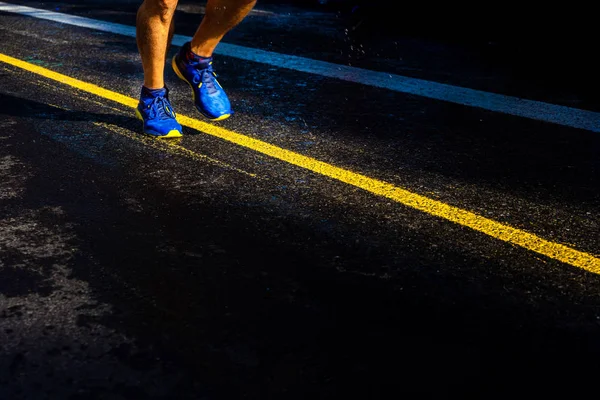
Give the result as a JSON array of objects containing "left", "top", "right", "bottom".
[
  {"left": 136, "top": 86, "right": 182, "bottom": 138},
  {"left": 172, "top": 42, "right": 232, "bottom": 121}
]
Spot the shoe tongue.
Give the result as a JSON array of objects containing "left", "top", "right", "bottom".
[
  {"left": 197, "top": 59, "right": 212, "bottom": 69},
  {"left": 141, "top": 86, "right": 167, "bottom": 100},
  {"left": 187, "top": 50, "right": 212, "bottom": 69}
]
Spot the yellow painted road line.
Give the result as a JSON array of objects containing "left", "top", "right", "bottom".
[
  {"left": 1, "top": 52, "right": 599, "bottom": 274},
  {"left": 94, "top": 122, "right": 257, "bottom": 178},
  {"left": 24, "top": 77, "right": 257, "bottom": 177}
]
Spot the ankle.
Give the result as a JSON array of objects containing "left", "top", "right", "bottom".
[
  {"left": 188, "top": 40, "right": 216, "bottom": 59},
  {"left": 185, "top": 45, "right": 213, "bottom": 63}
]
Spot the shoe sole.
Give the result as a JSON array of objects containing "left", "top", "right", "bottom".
[
  {"left": 172, "top": 56, "right": 231, "bottom": 122},
  {"left": 135, "top": 108, "right": 183, "bottom": 139}
]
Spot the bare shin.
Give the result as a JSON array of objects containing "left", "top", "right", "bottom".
[
  {"left": 136, "top": 0, "right": 179, "bottom": 89},
  {"left": 190, "top": 0, "right": 257, "bottom": 57}
]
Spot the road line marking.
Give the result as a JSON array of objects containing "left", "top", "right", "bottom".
[
  {"left": 1, "top": 52, "right": 599, "bottom": 274},
  {"left": 94, "top": 122, "right": 257, "bottom": 178},
  {"left": 1, "top": 1, "right": 600, "bottom": 132},
  {"left": 24, "top": 76, "right": 257, "bottom": 177}
]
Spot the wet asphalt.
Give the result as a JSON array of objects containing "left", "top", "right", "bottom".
[{"left": 1, "top": 1, "right": 599, "bottom": 398}]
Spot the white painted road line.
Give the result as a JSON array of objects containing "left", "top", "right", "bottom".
[{"left": 1, "top": 1, "right": 600, "bottom": 133}]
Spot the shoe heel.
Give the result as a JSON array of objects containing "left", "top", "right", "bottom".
[{"left": 172, "top": 56, "right": 187, "bottom": 83}]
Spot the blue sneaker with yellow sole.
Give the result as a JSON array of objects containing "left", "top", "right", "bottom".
[
  {"left": 172, "top": 42, "right": 232, "bottom": 121},
  {"left": 136, "top": 86, "right": 183, "bottom": 138}
]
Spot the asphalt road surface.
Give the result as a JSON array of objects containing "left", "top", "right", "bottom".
[{"left": 1, "top": 1, "right": 599, "bottom": 399}]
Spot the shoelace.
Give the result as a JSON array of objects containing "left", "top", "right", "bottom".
[
  {"left": 190, "top": 61, "right": 219, "bottom": 95},
  {"left": 200, "top": 69, "right": 219, "bottom": 95},
  {"left": 148, "top": 96, "right": 175, "bottom": 120}
]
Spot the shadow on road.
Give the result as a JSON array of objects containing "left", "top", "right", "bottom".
[{"left": 2, "top": 93, "right": 600, "bottom": 398}]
